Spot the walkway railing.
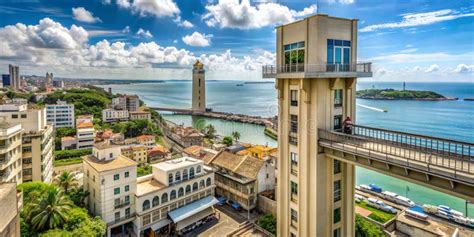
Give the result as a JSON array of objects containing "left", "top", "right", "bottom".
[
  {"left": 262, "top": 62, "right": 372, "bottom": 76},
  {"left": 318, "top": 124, "right": 474, "bottom": 176}
]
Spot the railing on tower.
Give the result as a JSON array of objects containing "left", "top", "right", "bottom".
[{"left": 262, "top": 62, "right": 372, "bottom": 77}]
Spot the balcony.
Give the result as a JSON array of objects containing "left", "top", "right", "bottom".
[
  {"left": 108, "top": 212, "right": 136, "bottom": 226},
  {"left": 262, "top": 63, "right": 372, "bottom": 79}
]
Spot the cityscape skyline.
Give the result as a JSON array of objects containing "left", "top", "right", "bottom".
[{"left": 0, "top": 0, "right": 473, "bottom": 81}]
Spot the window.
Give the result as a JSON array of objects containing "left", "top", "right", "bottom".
[
  {"left": 200, "top": 180, "right": 205, "bottom": 188},
  {"left": 183, "top": 169, "right": 188, "bottom": 180},
  {"left": 206, "top": 177, "right": 211, "bottom": 187},
  {"left": 115, "top": 212, "right": 120, "bottom": 221},
  {"left": 197, "top": 165, "right": 201, "bottom": 173},
  {"left": 334, "top": 180, "right": 341, "bottom": 202},
  {"left": 291, "top": 209, "right": 298, "bottom": 227},
  {"left": 161, "top": 193, "right": 168, "bottom": 203},
  {"left": 175, "top": 171, "right": 181, "bottom": 182},
  {"left": 125, "top": 185, "right": 129, "bottom": 192},
  {"left": 190, "top": 167, "right": 195, "bottom": 178},
  {"left": 170, "top": 190, "right": 176, "bottom": 200},
  {"left": 327, "top": 39, "right": 351, "bottom": 72},
  {"left": 290, "top": 90, "right": 298, "bottom": 106},
  {"left": 290, "top": 152, "right": 298, "bottom": 166},
  {"left": 334, "top": 228, "right": 341, "bottom": 237},
  {"left": 168, "top": 173, "right": 173, "bottom": 184},
  {"left": 334, "top": 115, "right": 342, "bottom": 130},
  {"left": 334, "top": 159, "right": 341, "bottom": 174},
  {"left": 114, "top": 187, "right": 120, "bottom": 195},
  {"left": 143, "top": 200, "right": 150, "bottom": 211},
  {"left": 185, "top": 185, "right": 191, "bottom": 194},
  {"left": 143, "top": 214, "right": 151, "bottom": 226},
  {"left": 334, "top": 89, "right": 343, "bottom": 107},
  {"left": 125, "top": 208, "right": 131, "bottom": 217},
  {"left": 125, "top": 171, "right": 129, "bottom": 178},
  {"left": 21, "top": 114, "right": 27, "bottom": 118},
  {"left": 178, "top": 187, "right": 184, "bottom": 197},
  {"left": 290, "top": 115, "right": 298, "bottom": 133},
  {"left": 284, "top": 41, "right": 305, "bottom": 73},
  {"left": 125, "top": 195, "right": 130, "bottom": 204},
  {"left": 114, "top": 174, "right": 119, "bottom": 180},
  {"left": 192, "top": 182, "right": 198, "bottom": 192},
  {"left": 11, "top": 114, "right": 18, "bottom": 119},
  {"left": 334, "top": 208, "right": 341, "bottom": 224},
  {"left": 291, "top": 181, "right": 298, "bottom": 203},
  {"left": 152, "top": 196, "right": 159, "bottom": 207},
  {"left": 115, "top": 198, "right": 120, "bottom": 207}
]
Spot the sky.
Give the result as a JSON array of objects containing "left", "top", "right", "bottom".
[{"left": 0, "top": 0, "right": 473, "bottom": 82}]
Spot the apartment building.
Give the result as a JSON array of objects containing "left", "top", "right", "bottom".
[
  {"left": 102, "top": 109, "right": 130, "bottom": 123},
  {"left": 46, "top": 100, "right": 75, "bottom": 128},
  {"left": 76, "top": 115, "right": 95, "bottom": 149},
  {"left": 83, "top": 142, "right": 217, "bottom": 236},
  {"left": 206, "top": 151, "right": 275, "bottom": 210},
  {"left": 112, "top": 95, "right": 140, "bottom": 112},
  {"left": 135, "top": 135, "right": 155, "bottom": 149},
  {"left": 147, "top": 145, "right": 169, "bottom": 163},
  {"left": 129, "top": 111, "right": 151, "bottom": 121},
  {"left": 0, "top": 99, "right": 54, "bottom": 183},
  {"left": 261, "top": 14, "right": 372, "bottom": 237},
  {"left": 0, "top": 121, "right": 23, "bottom": 184},
  {"left": 9, "top": 64, "right": 20, "bottom": 91},
  {"left": 0, "top": 183, "right": 22, "bottom": 237},
  {"left": 121, "top": 145, "right": 148, "bottom": 166}
]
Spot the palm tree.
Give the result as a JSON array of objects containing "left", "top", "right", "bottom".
[
  {"left": 29, "top": 187, "right": 72, "bottom": 231},
  {"left": 232, "top": 131, "right": 241, "bottom": 142},
  {"left": 205, "top": 124, "right": 216, "bottom": 139},
  {"left": 55, "top": 171, "right": 78, "bottom": 194}
]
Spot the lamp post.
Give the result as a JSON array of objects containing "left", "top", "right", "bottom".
[{"left": 466, "top": 200, "right": 471, "bottom": 217}]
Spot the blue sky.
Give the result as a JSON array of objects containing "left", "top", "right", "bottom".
[{"left": 0, "top": 0, "right": 473, "bottom": 81}]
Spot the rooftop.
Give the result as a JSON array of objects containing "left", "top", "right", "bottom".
[
  {"left": 136, "top": 177, "right": 166, "bottom": 197},
  {"left": 208, "top": 151, "right": 265, "bottom": 180},
  {"left": 83, "top": 154, "right": 137, "bottom": 172},
  {"left": 136, "top": 134, "right": 155, "bottom": 141},
  {"left": 154, "top": 157, "right": 202, "bottom": 172}
]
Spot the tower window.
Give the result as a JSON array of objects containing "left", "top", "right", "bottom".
[
  {"left": 334, "top": 159, "right": 341, "bottom": 174},
  {"left": 334, "top": 180, "right": 341, "bottom": 202},
  {"left": 334, "top": 89, "right": 343, "bottom": 107},
  {"left": 290, "top": 90, "right": 298, "bottom": 106},
  {"left": 334, "top": 115, "right": 342, "bottom": 130},
  {"left": 334, "top": 208, "right": 341, "bottom": 224}
]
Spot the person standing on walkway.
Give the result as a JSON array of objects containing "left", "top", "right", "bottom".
[{"left": 343, "top": 116, "right": 353, "bottom": 134}]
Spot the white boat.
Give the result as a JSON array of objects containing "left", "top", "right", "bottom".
[
  {"left": 395, "top": 196, "right": 415, "bottom": 207},
  {"left": 381, "top": 191, "right": 398, "bottom": 202},
  {"left": 360, "top": 184, "right": 371, "bottom": 192},
  {"left": 405, "top": 209, "right": 428, "bottom": 221},
  {"left": 367, "top": 198, "right": 397, "bottom": 214}
]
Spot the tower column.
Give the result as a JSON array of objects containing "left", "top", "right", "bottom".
[{"left": 192, "top": 60, "right": 206, "bottom": 113}]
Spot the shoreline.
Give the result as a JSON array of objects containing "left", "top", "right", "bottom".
[{"left": 357, "top": 97, "right": 459, "bottom": 101}]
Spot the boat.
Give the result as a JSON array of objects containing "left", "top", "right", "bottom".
[
  {"left": 359, "top": 184, "right": 371, "bottom": 192},
  {"left": 437, "top": 210, "right": 453, "bottom": 220},
  {"left": 438, "top": 205, "right": 464, "bottom": 217},
  {"left": 367, "top": 198, "right": 397, "bottom": 214},
  {"left": 464, "top": 98, "right": 474, "bottom": 101},
  {"left": 395, "top": 196, "right": 415, "bottom": 207},
  {"left": 405, "top": 209, "right": 428, "bottom": 221},
  {"left": 381, "top": 191, "right": 398, "bottom": 202}
]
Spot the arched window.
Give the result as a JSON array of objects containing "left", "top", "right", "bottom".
[
  {"left": 192, "top": 182, "right": 198, "bottom": 192},
  {"left": 183, "top": 169, "right": 188, "bottom": 180},
  {"left": 170, "top": 190, "right": 177, "bottom": 200},
  {"left": 142, "top": 200, "right": 150, "bottom": 211},
  {"left": 197, "top": 165, "right": 201, "bottom": 173},
  {"left": 178, "top": 187, "right": 184, "bottom": 197},
  {"left": 168, "top": 173, "right": 173, "bottom": 184},
  {"left": 162, "top": 193, "right": 168, "bottom": 203},
  {"left": 175, "top": 171, "right": 181, "bottom": 182},
  {"left": 185, "top": 185, "right": 191, "bottom": 194},
  {"left": 200, "top": 180, "right": 205, "bottom": 188},
  {"left": 190, "top": 167, "right": 195, "bottom": 178},
  {"left": 206, "top": 177, "right": 212, "bottom": 187},
  {"left": 152, "top": 196, "right": 159, "bottom": 207}
]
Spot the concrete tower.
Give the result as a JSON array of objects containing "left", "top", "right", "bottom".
[
  {"left": 8, "top": 64, "right": 20, "bottom": 91},
  {"left": 192, "top": 60, "right": 206, "bottom": 113},
  {"left": 262, "top": 14, "right": 372, "bottom": 237}
]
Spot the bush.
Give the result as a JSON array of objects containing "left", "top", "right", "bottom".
[
  {"left": 54, "top": 157, "right": 83, "bottom": 167},
  {"left": 222, "top": 136, "right": 233, "bottom": 146},
  {"left": 355, "top": 214, "right": 384, "bottom": 237},
  {"left": 138, "top": 165, "right": 152, "bottom": 177},
  {"left": 55, "top": 149, "right": 92, "bottom": 160},
  {"left": 102, "top": 120, "right": 161, "bottom": 138},
  {"left": 258, "top": 213, "right": 276, "bottom": 235}
]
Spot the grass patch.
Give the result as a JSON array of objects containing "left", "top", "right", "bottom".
[
  {"left": 54, "top": 157, "right": 82, "bottom": 167},
  {"left": 356, "top": 200, "right": 395, "bottom": 224},
  {"left": 137, "top": 165, "right": 152, "bottom": 177}
]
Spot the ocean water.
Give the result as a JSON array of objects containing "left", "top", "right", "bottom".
[{"left": 99, "top": 81, "right": 474, "bottom": 217}]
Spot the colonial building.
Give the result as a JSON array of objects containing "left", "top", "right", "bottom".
[
  {"left": 46, "top": 100, "right": 75, "bottom": 128},
  {"left": 129, "top": 111, "right": 151, "bottom": 121},
  {"left": 121, "top": 145, "right": 148, "bottom": 166},
  {"left": 206, "top": 151, "right": 276, "bottom": 210},
  {"left": 147, "top": 145, "right": 169, "bottom": 164},
  {"left": 136, "top": 134, "right": 156, "bottom": 149},
  {"left": 262, "top": 14, "right": 372, "bottom": 237},
  {"left": 170, "top": 126, "right": 204, "bottom": 147},
  {"left": 182, "top": 145, "right": 218, "bottom": 163},
  {"left": 102, "top": 109, "right": 129, "bottom": 123}
]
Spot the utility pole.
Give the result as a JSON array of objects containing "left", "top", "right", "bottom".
[{"left": 466, "top": 200, "right": 471, "bottom": 217}]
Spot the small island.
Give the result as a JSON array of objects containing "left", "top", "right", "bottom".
[{"left": 356, "top": 89, "right": 458, "bottom": 101}]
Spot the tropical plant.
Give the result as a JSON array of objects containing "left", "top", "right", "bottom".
[
  {"left": 258, "top": 213, "right": 276, "bottom": 235},
  {"left": 28, "top": 187, "right": 73, "bottom": 231},
  {"left": 204, "top": 124, "right": 216, "bottom": 138},
  {"left": 222, "top": 136, "right": 233, "bottom": 146},
  {"left": 55, "top": 171, "right": 78, "bottom": 194},
  {"left": 355, "top": 214, "right": 384, "bottom": 237},
  {"left": 68, "top": 188, "right": 90, "bottom": 207},
  {"left": 231, "top": 131, "right": 241, "bottom": 142}
]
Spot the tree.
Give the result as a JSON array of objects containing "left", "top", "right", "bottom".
[
  {"left": 355, "top": 214, "right": 384, "bottom": 237},
  {"left": 222, "top": 136, "right": 233, "bottom": 146},
  {"left": 258, "top": 213, "right": 276, "bottom": 235},
  {"left": 55, "top": 171, "right": 78, "bottom": 194},
  {"left": 204, "top": 124, "right": 216, "bottom": 139},
  {"left": 28, "top": 187, "right": 73, "bottom": 231},
  {"left": 68, "top": 187, "right": 90, "bottom": 207},
  {"left": 231, "top": 131, "right": 241, "bottom": 142}
]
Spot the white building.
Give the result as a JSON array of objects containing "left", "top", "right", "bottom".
[
  {"left": 83, "top": 143, "right": 217, "bottom": 237},
  {"left": 0, "top": 121, "right": 23, "bottom": 184},
  {"left": 129, "top": 111, "right": 151, "bottom": 121},
  {"left": 102, "top": 109, "right": 129, "bottom": 123},
  {"left": 112, "top": 95, "right": 140, "bottom": 112},
  {"left": 46, "top": 100, "right": 75, "bottom": 128},
  {"left": 76, "top": 115, "right": 95, "bottom": 149}
]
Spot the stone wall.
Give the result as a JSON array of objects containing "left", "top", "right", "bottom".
[{"left": 257, "top": 194, "right": 276, "bottom": 215}]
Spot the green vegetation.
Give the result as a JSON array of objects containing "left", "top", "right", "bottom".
[
  {"left": 231, "top": 131, "right": 241, "bottom": 142},
  {"left": 356, "top": 200, "right": 395, "bottom": 224},
  {"left": 204, "top": 124, "right": 216, "bottom": 139},
  {"left": 264, "top": 127, "right": 278, "bottom": 140},
  {"left": 55, "top": 149, "right": 92, "bottom": 160},
  {"left": 257, "top": 213, "right": 276, "bottom": 235},
  {"left": 54, "top": 128, "right": 77, "bottom": 150},
  {"left": 356, "top": 89, "right": 446, "bottom": 100},
  {"left": 6, "top": 91, "right": 37, "bottom": 103},
  {"left": 18, "top": 176, "right": 105, "bottom": 236},
  {"left": 355, "top": 214, "right": 385, "bottom": 237},
  {"left": 222, "top": 136, "right": 233, "bottom": 146},
  {"left": 137, "top": 165, "right": 152, "bottom": 177},
  {"left": 54, "top": 157, "right": 83, "bottom": 167},
  {"left": 101, "top": 119, "right": 161, "bottom": 138}
]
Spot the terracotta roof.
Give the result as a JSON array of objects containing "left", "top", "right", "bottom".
[
  {"left": 183, "top": 145, "right": 218, "bottom": 163},
  {"left": 183, "top": 145, "right": 203, "bottom": 155},
  {"left": 136, "top": 178, "right": 166, "bottom": 197},
  {"left": 208, "top": 151, "right": 264, "bottom": 180},
  {"left": 94, "top": 140, "right": 123, "bottom": 150},
  {"left": 83, "top": 155, "right": 137, "bottom": 172},
  {"left": 77, "top": 121, "right": 93, "bottom": 129},
  {"left": 136, "top": 134, "right": 155, "bottom": 141}
]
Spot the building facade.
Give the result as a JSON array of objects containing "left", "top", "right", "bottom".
[
  {"left": 102, "top": 109, "right": 130, "bottom": 123},
  {"left": 0, "top": 121, "right": 23, "bottom": 184},
  {"left": 8, "top": 64, "right": 20, "bottom": 91},
  {"left": 170, "top": 126, "right": 204, "bottom": 147},
  {"left": 0, "top": 183, "right": 22, "bottom": 237},
  {"left": 113, "top": 95, "right": 140, "bottom": 112},
  {"left": 2, "top": 74, "right": 10, "bottom": 87},
  {"left": 265, "top": 14, "right": 372, "bottom": 237},
  {"left": 129, "top": 111, "right": 151, "bottom": 121},
  {"left": 121, "top": 145, "right": 148, "bottom": 166},
  {"left": 192, "top": 60, "right": 206, "bottom": 113},
  {"left": 76, "top": 115, "right": 96, "bottom": 149},
  {"left": 46, "top": 100, "right": 75, "bottom": 128}
]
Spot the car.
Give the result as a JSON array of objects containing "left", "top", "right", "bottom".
[
  {"left": 405, "top": 209, "right": 428, "bottom": 221},
  {"left": 395, "top": 196, "right": 415, "bottom": 207}
]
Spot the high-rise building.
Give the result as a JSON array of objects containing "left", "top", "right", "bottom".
[
  {"left": 112, "top": 95, "right": 140, "bottom": 112},
  {"left": 0, "top": 99, "right": 54, "bottom": 183},
  {"left": 262, "top": 14, "right": 372, "bottom": 237},
  {"left": 46, "top": 100, "right": 75, "bottom": 128},
  {"left": 1, "top": 74, "right": 10, "bottom": 87},
  {"left": 0, "top": 120, "right": 23, "bottom": 184},
  {"left": 192, "top": 60, "right": 206, "bottom": 113},
  {"left": 8, "top": 64, "right": 20, "bottom": 91}
]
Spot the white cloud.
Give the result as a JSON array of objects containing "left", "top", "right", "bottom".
[
  {"left": 399, "top": 48, "right": 418, "bottom": 53},
  {"left": 361, "top": 9, "right": 474, "bottom": 32},
  {"left": 117, "top": 0, "right": 180, "bottom": 18},
  {"left": 369, "top": 52, "right": 474, "bottom": 64},
  {"left": 136, "top": 28, "right": 153, "bottom": 38},
  {"left": 424, "top": 64, "right": 439, "bottom": 73},
  {"left": 453, "top": 64, "right": 474, "bottom": 74},
  {"left": 122, "top": 26, "right": 130, "bottom": 33},
  {"left": 182, "top": 32, "right": 212, "bottom": 47},
  {"left": 72, "top": 7, "right": 102, "bottom": 23},
  {"left": 202, "top": 0, "right": 317, "bottom": 29},
  {"left": 174, "top": 16, "right": 194, "bottom": 28}
]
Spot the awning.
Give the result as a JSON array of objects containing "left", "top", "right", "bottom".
[
  {"left": 176, "top": 207, "right": 214, "bottom": 231},
  {"left": 168, "top": 196, "right": 219, "bottom": 223}
]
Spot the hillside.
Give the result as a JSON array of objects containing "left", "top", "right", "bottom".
[{"left": 356, "top": 89, "right": 453, "bottom": 100}]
